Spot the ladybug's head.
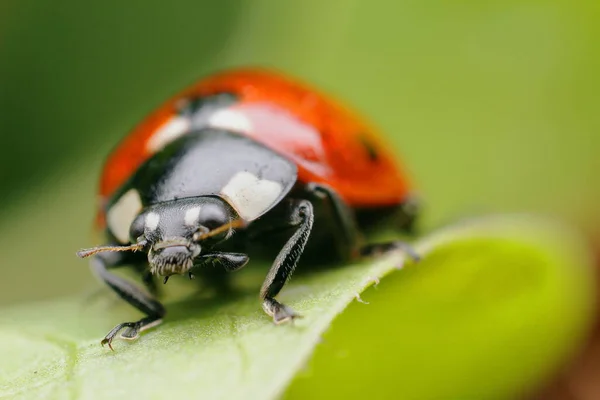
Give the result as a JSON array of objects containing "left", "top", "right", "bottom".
[
  {"left": 131, "top": 197, "right": 240, "bottom": 277},
  {"left": 77, "top": 197, "right": 245, "bottom": 277}
]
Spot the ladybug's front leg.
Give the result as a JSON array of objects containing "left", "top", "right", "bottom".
[
  {"left": 188, "top": 252, "right": 250, "bottom": 294},
  {"left": 90, "top": 251, "right": 165, "bottom": 350},
  {"left": 197, "top": 252, "right": 249, "bottom": 272},
  {"left": 260, "top": 199, "right": 314, "bottom": 324}
]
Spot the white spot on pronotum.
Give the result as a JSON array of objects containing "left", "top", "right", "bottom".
[
  {"left": 220, "top": 171, "right": 283, "bottom": 221},
  {"left": 145, "top": 212, "right": 160, "bottom": 231},
  {"left": 184, "top": 206, "right": 201, "bottom": 226},
  {"left": 146, "top": 116, "right": 191, "bottom": 153},
  {"left": 107, "top": 189, "right": 142, "bottom": 244},
  {"left": 208, "top": 109, "right": 253, "bottom": 132}
]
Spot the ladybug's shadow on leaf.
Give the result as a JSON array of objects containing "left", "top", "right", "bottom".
[
  {"left": 163, "top": 284, "right": 257, "bottom": 324},
  {"left": 88, "top": 258, "right": 352, "bottom": 343},
  {"left": 149, "top": 259, "right": 343, "bottom": 329}
]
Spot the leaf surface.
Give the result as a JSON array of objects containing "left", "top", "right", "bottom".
[{"left": 0, "top": 216, "right": 594, "bottom": 400}]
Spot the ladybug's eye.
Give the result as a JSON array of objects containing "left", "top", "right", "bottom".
[
  {"left": 188, "top": 202, "right": 232, "bottom": 243},
  {"left": 128, "top": 214, "right": 146, "bottom": 243},
  {"left": 198, "top": 203, "right": 229, "bottom": 231},
  {"left": 129, "top": 211, "right": 161, "bottom": 243}
]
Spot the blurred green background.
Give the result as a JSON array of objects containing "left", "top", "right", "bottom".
[{"left": 0, "top": 0, "right": 598, "bottom": 309}]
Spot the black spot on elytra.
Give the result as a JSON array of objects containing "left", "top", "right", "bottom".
[
  {"left": 176, "top": 92, "right": 239, "bottom": 117},
  {"left": 358, "top": 134, "right": 379, "bottom": 162}
]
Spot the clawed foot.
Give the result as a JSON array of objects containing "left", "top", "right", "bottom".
[
  {"left": 262, "top": 298, "right": 302, "bottom": 324},
  {"left": 100, "top": 317, "right": 163, "bottom": 351},
  {"left": 100, "top": 322, "right": 142, "bottom": 351}
]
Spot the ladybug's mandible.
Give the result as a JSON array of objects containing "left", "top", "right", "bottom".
[{"left": 77, "top": 68, "right": 419, "bottom": 349}]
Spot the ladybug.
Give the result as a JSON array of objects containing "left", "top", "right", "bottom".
[{"left": 77, "top": 68, "right": 419, "bottom": 350}]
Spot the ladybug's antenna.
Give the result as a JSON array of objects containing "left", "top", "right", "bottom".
[
  {"left": 195, "top": 219, "right": 247, "bottom": 241},
  {"left": 76, "top": 242, "right": 147, "bottom": 259}
]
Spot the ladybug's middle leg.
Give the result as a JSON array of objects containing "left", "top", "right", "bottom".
[
  {"left": 90, "top": 251, "right": 166, "bottom": 350},
  {"left": 358, "top": 198, "right": 421, "bottom": 262},
  {"left": 306, "top": 183, "right": 420, "bottom": 263},
  {"left": 260, "top": 199, "right": 314, "bottom": 324},
  {"left": 304, "top": 182, "right": 363, "bottom": 261},
  {"left": 189, "top": 252, "right": 249, "bottom": 294}
]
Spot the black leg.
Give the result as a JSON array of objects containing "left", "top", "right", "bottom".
[
  {"left": 90, "top": 252, "right": 165, "bottom": 350},
  {"left": 306, "top": 183, "right": 421, "bottom": 263},
  {"left": 141, "top": 269, "right": 159, "bottom": 296},
  {"left": 305, "top": 182, "right": 363, "bottom": 260},
  {"left": 189, "top": 252, "right": 250, "bottom": 294},
  {"left": 196, "top": 252, "right": 249, "bottom": 272},
  {"left": 260, "top": 199, "right": 314, "bottom": 324}
]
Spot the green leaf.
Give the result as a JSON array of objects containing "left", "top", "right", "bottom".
[
  {"left": 0, "top": 215, "right": 594, "bottom": 399},
  {"left": 286, "top": 216, "right": 596, "bottom": 399}
]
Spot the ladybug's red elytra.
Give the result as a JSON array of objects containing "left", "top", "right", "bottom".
[{"left": 78, "top": 68, "right": 419, "bottom": 350}]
